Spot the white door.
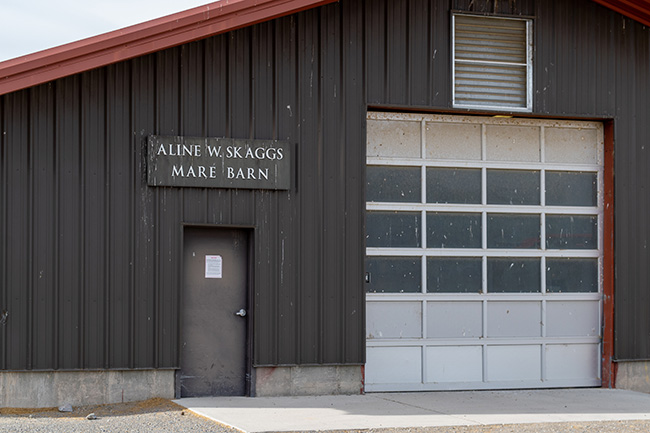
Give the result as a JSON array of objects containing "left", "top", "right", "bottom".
[{"left": 365, "top": 112, "right": 603, "bottom": 391}]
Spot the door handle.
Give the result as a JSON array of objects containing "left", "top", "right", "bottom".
[{"left": 235, "top": 309, "right": 247, "bottom": 317}]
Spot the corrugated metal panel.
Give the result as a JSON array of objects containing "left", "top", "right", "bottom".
[
  {"left": 321, "top": 2, "right": 344, "bottom": 364},
  {"left": 367, "top": 0, "right": 536, "bottom": 107},
  {"left": 57, "top": 76, "right": 83, "bottom": 370},
  {"left": 0, "top": 95, "right": 5, "bottom": 370},
  {"left": 342, "top": 0, "right": 366, "bottom": 365},
  {"left": 79, "top": 70, "right": 104, "bottom": 369},
  {"left": 4, "top": 91, "right": 30, "bottom": 370},
  {"left": 613, "top": 17, "right": 650, "bottom": 360},
  {"left": 533, "top": 0, "right": 650, "bottom": 360},
  {"left": 31, "top": 84, "right": 57, "bottom": 370},
  {"left": 365, "top": 0, "right": 649, "bottom": 361},
  {"left": 131, "top": 56, "right": 156, "bottom": 369},
  {"left": 452, "top": 0, "right": 536, "bottom": 15},
  {"left": 2, "top": 0, "right": 650, "bottom": 371},
  {"left": 154, "top": 48, "right": 183, "bottom": 369},
  {"left": 295, "top": 9, "right": 322, "bottom": 364},
  {"left": 0, "top": 0, "right": 366, "bottom": 370}
]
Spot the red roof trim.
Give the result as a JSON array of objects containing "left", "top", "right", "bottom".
[
  {"left": 591, "top": 0, "right": 650, "bottom": 27},
  {"left": 1, "top": 0, "right": 648, "bottom": 96},
  {"left": 0, "top": 0, "right": 336, "bottom": 95}
]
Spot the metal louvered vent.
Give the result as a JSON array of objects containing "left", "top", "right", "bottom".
[{"left": 453, "top": 14, "right": 532, "bottom": 111}]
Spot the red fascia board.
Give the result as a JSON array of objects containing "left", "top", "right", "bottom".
[
  {"left": 591, "top": 0, "right": 650, "bottom": 27},
  {"left": 0, "top": 0, "right": 336, "bottom": 95}
]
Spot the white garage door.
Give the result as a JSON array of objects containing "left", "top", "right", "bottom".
[{"left": 365, "top": 112, "right": 603, "bottom": 391}]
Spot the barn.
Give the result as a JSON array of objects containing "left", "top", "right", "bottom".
[{"left": 1, "top": 0, "right": 650, "bottom": 406}]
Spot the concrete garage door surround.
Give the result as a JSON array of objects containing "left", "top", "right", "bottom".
[{"left": 365, "top": 112, "right": 604, "bottom": 391}]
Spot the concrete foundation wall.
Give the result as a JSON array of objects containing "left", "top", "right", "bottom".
[
  {"left": 616, "top": 361, "right": 650, "bottom": 394},
  {"left": 253, "top": 365, "right": 363, "bottom": 396},
  {"left": 0, "top": 370, "right": 175, "bottom": 408}
]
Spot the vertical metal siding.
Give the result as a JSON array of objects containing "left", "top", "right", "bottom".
[
  {"left": 272, "top": 18, "right": 298, "bottom": 365},
  {"left": 80, "top": 70, "right": 106, "bottom": 369},
  {"left": 2, "top": 0, "right": 650, "bottom": 370},
  {"left": 387, "top": 0, "right": 409, "bottom": 105},
  {"left": 452, "top": 0, "right": 535, "bottom": 15},
  {"left": 367, "top": 0, "right": 535, "bottom": 108},
  {"left": 4, "top": 91, "right": 30, "bottom": 370},
  {"left": 534, "top": 1, "right": 650, "bottom": 360},
  {"left": 31, "top": 84, "right": 57, "bottom": 369},
  {"left": 107, "top": 63, "right": 132, "bottom": 369},
  {"left": 366, "top": 0, "right": 445, "bottom": 107},
  {"left": 0, "top": 1, "right": 366, "bottom": 370},
  {"left": 342, "top": 0, "right": 366, "bottom": 364},
  {"left": 296, "top": 9, "right": 322, "bottom": 364},
  {"left": 365, "top": 0, "right": 386, "bottom": 104},
  {"left": 0, "top": 94, "right": 5, "bottom": 370},
  {"left": 615, "top": 19, "right": 650, "bottom": 360},
  {"left": 365, "top": 0, "right": 650, "bottom": 360},
  {"left": 154, "top": 48, "right": 183, "bottom": 368},
  {"left": 409, "top": 0, "right": 431, "bottom": 106},
  {"left": 430, "top": 0, "right": 451, "bottom": 106},
  {"left": 321, "top": 3, "right": 341, "bottom": 364}
]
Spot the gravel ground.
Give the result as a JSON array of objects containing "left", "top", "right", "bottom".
[
  {"left": 0, "top": 398, "right": 239, "bottom": 433},
  {"left": 2, "top": 399, "right": 650, "bottom": 433}
]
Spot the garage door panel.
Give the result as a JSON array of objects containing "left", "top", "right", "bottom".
[
  {"left": 487, "top": 302, "right": 541, "bottom": 337},
  {"left": 487, "top": 345, "right": 541, "bottom": 382},
  {"left": 366, "top": 346, "right": 422, "bottom": 384},
  {"left": 366, "top": 113, "right": 603, "bottom": 392},
  {"left": 425, "top": 122, "right": 482, "bottom": 160},
  {"left": 367, "top": 302, "right": 422, "bottom": 339},
  {"left": 485, "top": 124, "right": 541, "bottom": 162},
  {"left": 546, "top": 301, "right": 600, "bottom": 337},
  {"left": 426, "top": 346, "right": 483, "bottom": 383},
  {"left": 546, "top": 344, "right": 600, "bottom": 381},
  {"left": 367, "top": 119, "right": 421, "bottom": 158},
  {"left": 544, "top": 127, "right": 599, "bottom": 164},
  {"left": 427, "top": 302, "right": 482, "bottom": 338}
]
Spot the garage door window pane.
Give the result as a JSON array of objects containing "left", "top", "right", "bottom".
[
  {"left": 488, "top": 258, "right": 541, "bottom": 292},
  {"left": 367, "top": 166, "right": 421, "bottom": 202},
  {"left": 427, "top": 168, "right": 481, "bottom": 204},
  {"left": 488, "top": 214, "right": 540, "bottom": 249},
  {"left": 546, "top": 171, "right": 597, "bottom": 207},
  {"left": 546, "top": 258, "right": 598, "bottom": 293},
  {"left": 546, "top": 215, "right": 598, "bottom": 249},
  {"left": 427, "top": 257, "right": 483, "bottom": 293},
  {"left": 366, "top": 257, "right": 422, "bottom": 293},
  {"left": 427, "top": 212, "right": 482, "bottom": 248},
  {"left": 487, "top": 169, "right": 540, "bottom": 205},
  {"left": 367, "top": 211, "right": 421, "bottom": 247}
]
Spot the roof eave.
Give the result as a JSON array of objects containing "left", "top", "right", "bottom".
[
  {"left": 591, "top": 0, "right": 650, "bottom": 27},
  {"left": 0, "top": 0, "right": 336, "bottom": 96}
]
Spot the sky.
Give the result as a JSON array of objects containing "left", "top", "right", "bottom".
[{"left": 0, "top": 0, "right": 212, "bottom": 62}]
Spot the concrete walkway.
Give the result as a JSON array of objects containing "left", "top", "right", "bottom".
[{"left": 175, "top": 388, "right": 650, "bottom": 432}]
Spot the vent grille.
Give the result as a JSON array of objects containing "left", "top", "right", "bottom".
[{"left": 453, "top": 15, "right": 531, "bottom": 111}]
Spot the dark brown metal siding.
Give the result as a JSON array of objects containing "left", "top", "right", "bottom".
[
  {"left": 534, "top": 0, "right": 650, "bottom": 361},
  {"left": 365, "top": 0, "right": 650, "bottom": 361},
  {"left": 0, "top": 1, "right": 366, "bottom": 370},
  {"left": 2, "top": 0, "right": 650, "bottom": 371},
  {"left": 366, "top": 0, "right": 536, "bottom": 108}
]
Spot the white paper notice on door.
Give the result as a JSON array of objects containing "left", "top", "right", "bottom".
[{"left": 205, "top": 255, "right": 223, "bottom": 278}]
